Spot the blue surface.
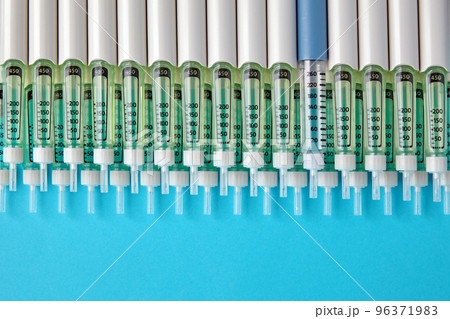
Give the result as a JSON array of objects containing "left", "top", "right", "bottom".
[
  {"left": 297, "top": 0, "right": 328, "bottom": 61},
  {"left": 0, "top": 167, "right": 449, "bottom": 301}
]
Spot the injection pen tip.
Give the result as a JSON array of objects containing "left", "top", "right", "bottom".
[
  {"left": 116, "top": 186, "right": 124, "bottom": 215},
  {"left": 100, "top": 164, "right": 109, "bottom": 193},
  {"left": 175, "top": 186, "right": 183, "bottom": 215},
  {"left": 263, "top": 187, "right": 271, "bottom": 215},
  {"left": 433, "top": 173, "right": 442, "bottom": 202},
  {"left": 0, "top": 185, "right": 5, "bottom": 213},
  {"left": 9, "top": 163, "right": 17, "bottom": 192},
  {"left": 69, "top": 163, "right": 78, "bottom": 192},
  {"left": 189, "top": 166, "right": 199, "bottom": 195},
  {"left": 87, "top": 185, "right": 95, "bottom": 214},
  {"left": 249, "top": 168, "right": 258, "bottom": 197},
  {"left": 29, "top": 185, "right": 37, "bottom": 213},
  {"left": 279, "top": 168, "right": 288, "bottom": 198},
  {"left": 130, "top": 165, "right": 139, "bottom": 194},
  {"left": 324, "top": 187, "right": 332, "bottom": 216},
  {"left": 161, "top": 165, "right": 169, "bottom": 195},
  {"left": 384, "top": 187, "right": 392, "bottom": 216},
  {"left": 341, "top": 170, "right": 350, "bottom": 200},
  {"left": 371, "top": 171, "right": 381, "bottom": 201},
  {"left": 444, "top": 186, "right": 450, "bottom": 215},
  {"left": 58, "top": 185, "right": 65, "bottom": 214},
  {"left": 147, "top": 186, "right": 155, "bottom": 215},
  {"left": 402, "top": 171, "right": 412, "bottom": 201},
  {"left": 40, "top": 163, "right": 48, "bottom": 192},
  {"left": 414, "top": 187, "right": 422, "bottom": 216},
  {"left": 233, "top": 186, "right": 242, "bottom": 215},
  {"left": 294, "top": 187, "right": 302, "bottom": 216},
  {"left": 353, "top": 187, "right": 362, "bottom": 216},
  {"left": 203, "top": 186, "right": 211, "bottom": 215},
  {"left": 309, "top": 169, "right": 318, "bottom": 199},
  {"left": 219, "top": 167, "right": 228, "bottom": 197}
]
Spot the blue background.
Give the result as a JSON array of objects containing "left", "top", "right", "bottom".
[{"left": 0, "top": 167, "right": 449, "bottom": 301}]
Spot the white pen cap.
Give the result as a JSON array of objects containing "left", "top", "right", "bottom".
[
  {"left": 207, "top": 0, "right": 237, "bottom": 67},
  {"left": 177, "top": 0, "right": 207, "bottom": 66},
  {"left": 88, "top": 0, "right": 117, "bottom": 65},
  {"left": 358, "top": 0, "right": 388, "bottom": 70},
  {"left": 147, "top": 0, "right": 177, "bottom": 66},
  {"left": 237, "top": 0, "right": 267, "bottom": 68},
  {"left": 58, "top": 0, "right": 87, "bottom": 64},
  {"left": 267, "top": 0, "right": 297, "bottom": 69},
  {"left": 419, "top": 0, "right": 449, "bottom": 71},
  {"left": 117, "top": 0, "right": 147, "bottom": 66},
  {"left": 29, "top": 0, "right": 57, "bottom": 65},
  {"left": 388, "top": 0, "right": 419, "bottom": 70},
  {"left": 0, "top": 0, "right": 28, "bottom": 64},
  {"left": 327, "top": 0, "right": 358, "bottom": 70}
]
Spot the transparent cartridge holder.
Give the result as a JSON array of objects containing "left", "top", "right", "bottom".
[
  {"left": 62, "top": 60, "right": 85, "bottom": 192},
  {"left": 52, "top": 84, "right": 69, "bottom": 213},
  {"left": 383, "top": 84, "right": 395, "bottom": 215},
  {"left": 423, "top": 67, "right": 447, "bottom": 202},
  {"left": 181, "top": 62, "right": 206, "bottom": 195},
  {"left": 0, "top": 84, "right": 9, "bottom": 212},
  {"left": 82, "top": 84, "right": 99, "bottom": 214},
  {"left": 271, "top": 63, "right": 296, "bottom": 198},
  {"left": 211, "top": 62, "right": 235, "bottom": 196},
  {"left": 240, "top": 63, "right": 266, "bottom": 197},
  {"left": 171, "top": 85, "right": 189, "bottom": 215},
  {"left": 24, "top": 85, "right": 39, "bottom": 213},
  {"left": 331, "top": 64, "right": 357, "bottom": 199},
  {"left": 362, "top": 66, "right": 386, "bottom": 200},
  {"left": 229, "top": 84, "right": 247, "bottom": 215},
  {"left": 121, "top": 61, "right": 146, "bottom": 194},
  {"left": 392, "top": 66, "right": 417, "bottom": 201},
  {"left": 299, "top": 60, "right": 327, "bottom": 199},
  {"left": 143, "top": 84, "right": 159, "bottom": 215},
  {"left": 91, "top": 60, "right": 115, "bottom": 193},
  {"left": 2, "top": 60, "right": 26, "bottom": 192},
  {"left": 32, "top": 60, "right": 55, "bottom": 192},
  {"left": 111, "top": 83, "right": 129, "bottom": 215},
  {"left": 152, "top": 61, "right": 176, "bottom": 195}
]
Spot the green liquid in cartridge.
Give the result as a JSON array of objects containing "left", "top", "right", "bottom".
[
  {"left": 213, "top": 64, "right": 234, "bottom": 150},
  {"left": 423, "top": 68, "right": 447, "bottom": 202},
  {"left": 3, "top": 61, "right": 26, "bottom": 191},
  {"left": 385, "top": 85, "right": 395, "bottom": 171},
  {"left": 355, "top": 86, "right": 364, "bottom": 171},
  {"left": 325, "top": 85, "right": 336, "bottom": 170},
  {"left": 152, "top": 62, "right": 175, "bottom": 149},
  {"left": 112, "top": 85, "right": 125, "bottom": 170},
  {"left": 33, "top": 62, "right": 54, "bottom": 148},
  {"left": 92, "top": 62, "right": 115, "bottom": 149}
]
